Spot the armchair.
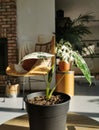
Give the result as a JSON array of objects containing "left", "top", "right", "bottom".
[{"left": 6, "top": 35, "right": 55, "bottom": 109}]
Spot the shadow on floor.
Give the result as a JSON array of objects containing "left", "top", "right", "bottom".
[{"left": 74, "top": 80, "right": 99, "bottom": 96}]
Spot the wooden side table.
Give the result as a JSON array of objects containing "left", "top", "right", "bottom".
[{"left": 56, "top": 71, "right": 74, "bottom": 96}]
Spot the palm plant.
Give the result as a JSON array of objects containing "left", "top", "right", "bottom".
[{"left": 56, "top": 13, "right": 94, "bottom": 53}]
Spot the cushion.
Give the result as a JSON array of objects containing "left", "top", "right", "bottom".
[
  {"left": 21, "top": 52, "right": 54, "bottom": 61},
  {"left": 20, "top": 52, "right": 54, "bottom": 71},
  {"left": 14, "top": 64, "right": 27, "bottom": 73},
  {"left": 22, "top": 59, "right": 37, "bottom": 71},
  {"left": 22, "top": 58, "right": 52, "bottom": 71}
]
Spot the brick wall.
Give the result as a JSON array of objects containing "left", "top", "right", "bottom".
[{"left": 0, "top": 0, "right": 17, "bottom": 87}]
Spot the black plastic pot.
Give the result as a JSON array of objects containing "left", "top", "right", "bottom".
[{"left": 24, "top": 91, "right": 70, "bottom": 130}]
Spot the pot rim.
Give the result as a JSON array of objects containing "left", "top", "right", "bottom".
[{"left": 24, "top": 91, "right": 71, "bottom": 107}]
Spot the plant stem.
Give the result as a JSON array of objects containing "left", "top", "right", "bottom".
[
  {"left": 48, "top": 73, "right": 65, "bottom": 99},
  {"left": 46, "top": 82, "right": 50, "bottom": 99}
]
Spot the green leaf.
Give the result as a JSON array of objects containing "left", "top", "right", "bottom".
[
  {"left": 46, "top": 65, "right": 55, "bottom": 99},
  {"left": 48, "top": 65, "right": 55, "bottom": 83},
  {"left": 73, "top": 52, "right": 91, "bottom": 84}
]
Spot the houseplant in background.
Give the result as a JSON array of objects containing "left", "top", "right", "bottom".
[
  {"left": 56, "top": 39, "right": 91, "bottom": 84},
  {"left": 56, "top": 39, "right": 92, "bottom": 96},
  {"left": 56, "top": 12, "right": 94, "bottom": 54},
  {"left": 24, "top": 64, "right": 71, "bottom": 130},
  {"left": 56, "top": 40, "right": 74, "bottom": 72}
]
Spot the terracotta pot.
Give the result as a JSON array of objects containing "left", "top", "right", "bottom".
[
  {"left": 24, "top": 91, "right": 70, "bottom": 130},
  {"left": 59, "top": 61, "right": 70, "bottom": 72}
]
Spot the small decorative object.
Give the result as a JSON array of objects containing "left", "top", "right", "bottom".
[
  {"left": 6, "top": 78, "right": 20, "bottom": 98},
  {"left": 6, "top": 83, "right": 20, "bottom": 98}
]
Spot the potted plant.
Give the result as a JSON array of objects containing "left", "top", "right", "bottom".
[
  {"left": 56, "top": 39, "right": 91, "bottom": 84},
  {"left": 24, "top": 64, "right": 71, "bottom": 130},
  {"left": 56, "top": 40, "right": 74, "bottom": 72},
  {"left": 24, "top": 49, "right": 91, "bottom": 130}
]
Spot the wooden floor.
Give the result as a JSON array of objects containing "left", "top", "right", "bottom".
[
  {"left": 0, "top": 113, "right": 99, "bottom": 130},
  {"left": 0, "top": 79, "right": 99, "bottom": 127}
]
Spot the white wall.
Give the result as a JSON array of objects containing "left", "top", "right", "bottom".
[
  {"left": 16, "top": 0, "right": 55, "bottom": 90},
  {"left": 17, "top": 0, "right": 55, "bottom": 50},
  {"left": 56, "top": 0, "right": 99, "bottom": 75},
  {"left": 56, "top": 0, "right": 99, "bottom": 40},
  {"left": 56, "top": 0, "right": 99, "bottom": 19}
]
